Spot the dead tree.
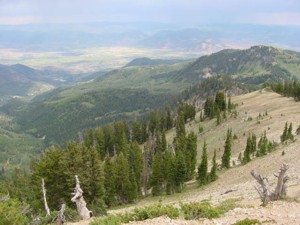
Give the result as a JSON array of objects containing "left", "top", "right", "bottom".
[
  {"left": 251, "top": 164, "right": 289, "bottom": 206},
  {"left": 42, "top": 178, "right": 50, "bottom": 216},
  {"left": 71, "top": 175, "right": 91, "bottom": 220},
  {"left": 51, "top": 203, "right": 66, "bottom": 225}
]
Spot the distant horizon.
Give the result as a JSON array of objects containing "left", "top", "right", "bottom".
[{"left": 0, "top": 0, "right": 299, "bottom": 26}]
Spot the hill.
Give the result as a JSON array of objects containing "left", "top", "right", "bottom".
[
  {"left": 124, "top": 57, "right": 184, "bottom": 67},
  {"left": 3, "top": 46, "right": 300, "bottom": 146},
  {"left": 0, "top": 63, "right": 79, "bottom": 102},
  {"left": 87, "top": 90, "right": 300, "bottom": 225},
  {"left": 171, "top": 45, "right": 300, "bottom": 84}
]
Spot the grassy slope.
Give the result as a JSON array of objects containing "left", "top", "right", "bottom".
[{"left": 107, "top": 90, "right": 300, "bottom": 214}]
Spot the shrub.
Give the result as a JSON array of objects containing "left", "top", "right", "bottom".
[
  {"left": 180, "top": 199, "right": 238, "bottom": 220},
  {"left": 180, "top": 202, "right": 221, "bottom": 219},
  {"left": 90, "top": 204, "right": 179, "bottom": 225},
  {"left": 232, "top": 218, "right": 261, "bottom": 225}
]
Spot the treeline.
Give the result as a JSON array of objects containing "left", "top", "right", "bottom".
[
  {"left": 269, "top": 80, "right": 300, "bottom": 101},
  {"left": 0, "top": 102, "right": 198, "bottom": 220}
]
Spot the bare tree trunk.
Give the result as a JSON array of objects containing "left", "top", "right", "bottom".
[
  {"left": 71, "top": 175, "right": 91, "bottom": 220},
  {"left": 42, "top": 178, "right": 50, "bottom": 216},
  {"left": 56, "top": 203, "right": 65, "bottom": 225},
  {"left": 251, "top": 164, "right": 289, "bottom": 206}
]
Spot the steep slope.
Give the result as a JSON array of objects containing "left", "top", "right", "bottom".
[{"left": 89, "top": 90, "right": 300, "bottom": 225}]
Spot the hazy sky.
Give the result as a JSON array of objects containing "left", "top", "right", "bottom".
[{"left": 0, "top": 0, "right": 299, "bottom": 26}]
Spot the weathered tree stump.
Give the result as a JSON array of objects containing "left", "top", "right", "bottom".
[
  {"left": 71, "top": 175, "right": 91, "bottom": 220},
  {"left": 251, "top": 164, "right": 289, "bottom": 206}
]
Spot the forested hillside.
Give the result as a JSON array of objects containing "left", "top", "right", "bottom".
[{"left": 1, "top": 46, "right": 300, "bottom": 147}]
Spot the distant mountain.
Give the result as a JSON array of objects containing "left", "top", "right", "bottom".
[
  {"left": 1, "top": 24, "right": 300, "bottom": 51},
  {"left": 0, "top": 63, "right": 80, "bottom": 99},
  {"left": 3, "top": 45, "right": 300, "bottom": 146},
  {"left": 170, "top": 45, "right": 300, "bottom": 84},
  {"left": 124, "top": 57, "right": 184, "bottom": 68}
]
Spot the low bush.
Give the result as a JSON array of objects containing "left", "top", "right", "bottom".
[{"left": 232, "top": 218, "right": 261, "bottom": 225}]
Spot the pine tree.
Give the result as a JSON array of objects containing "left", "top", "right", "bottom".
[
  {"left": 174, "top": 151, "right": 186, "bottom": 192},
  {"left": 209, "top": 150, "right": 218, "bottom": 182},
  {"left": 114, "top": 152, "right": 132, "bottom": 204},
  {"left": 176, "top": 113, "right": 186, "bottom": 138},
  {"left": 288, "top": 122, "right": 294, "bottom": 141},
  {"left": 185, "top": 132, "right": 197, "bottom": 180},
  {"left": 151, "top": 153, "right": 164, "bottom": 196},
  {"left": 281, "top": 122, "right": 288, "bottom": 142},
  {"left": 128, "top": 142, "right": 143, "bottom": 196},
  {"left": 104, "top": 157, "right": 116, "bottom": 207},
  {"left": 221, "top": 129, "right": 232, "bottom": 169},
  {"left": 165, "top": 150, "right": 176, "bottom": 195},
  {"left": 243, "top": 136, "right": 251, "bottom": 164},
  {"left": 198, "top": 141, "right": 208, "bottom": 185}
]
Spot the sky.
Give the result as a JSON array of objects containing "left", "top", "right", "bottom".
[{"left": 0, "top": 0, "right": 300, "bottom": 26}]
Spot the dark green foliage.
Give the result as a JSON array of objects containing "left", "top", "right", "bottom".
[
  {"left": 177, "top": 103, "right": 196, "bottom": 123},
  {"left": 114, "top": 152, "right": 133, "bottom": 204},
  {"left": 257, "top": 131, "right": 274, "bottom": 157},
  {"left": 151, "top": 153, "right": 164, "bottom": 196},
  {"left": 243, "top": 133, "right": 256, "bottom": 164},
  {"left": 185, "top": 132, "right": 197, "bottom": 180},
  {"left": 280, "top": 122, "right": 294, "bottom": 143},
  {"left": 31, "top": 143, "right": 106, "bottom": 214},
  {"left": 204, "top": 91, "right": 228, "bottom": 121},
  {"left": 175, "top": 113, "right": 186, "bottom": 137},
  {"left": 164, "top": 151, "right": 176, "bottom": 195},
  {"left": 271, "top": 81, "right": 300, "bottom": 101},
  {"left": 221, "top": 129, "right": 232, "bottom": 169},
  {"left": 0, "top": 197, "right": 29, "bottom": 225},
  {"left": 174, "top": 151, "right": 187, "bottom": 192},
  {"left": 198, "top": 141, "right": 208, "bottom": 185},
  {"left": 128, "top": 142, "right": 143, "bottom": 196},
  {"left": 104, "top": 157, "right": 116, "bottom": 207},
  {"left": 209, "top": 150, "right": 218, "bottom": 182}
]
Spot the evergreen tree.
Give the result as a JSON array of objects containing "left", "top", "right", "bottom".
[
  {"left": 174, "top": 151, "right": 187, "bottom": 193},
  {"left": 104, "top": 157, "right": 116, "bottom": 207},
  {"left": 185, "top": 132, "right": 197, "bottom": 180},
  {"left": 165, "top": 151, "right": 176, "bottom": 195},
  {"left": 128, "top": 142, "right": 143, "bottom": 196},
  {"left": 221, "top": 129, "right": 232, "bottom": 169},
  {"left": 288, "top": 122, "right": 294, "bottom": 141},
  {"left": 114, "top": 152, "right": 132, "bottom": 204},
  {"left": 209, "top": 150, "right": 218, "bottom": 182},
  {"left": 151, "top": 153, "right": 164, "bottom": 196},
  {"left": 243, "top": 136, "right": 251, "bottom": 164},
  {"left": 31, "top": 146, "right": 67, "bottom": 211},
  {"left": 281, "top": 122, "right": 288, "bottom": 142},
  {"left": 198, "top": 141, "right": 208, "bottom": 185},
  {"left": 94, "top": 128, "right": 106, "bottom": 160},
  {"left": 149, "top": 111, "right": 158, "bottom": 134},
  {"left": 176, "top": 113, "right": 186, "bottom": 138}
]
